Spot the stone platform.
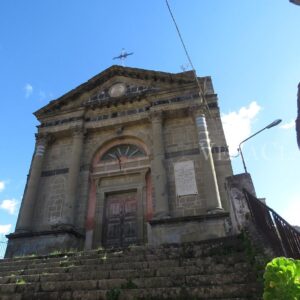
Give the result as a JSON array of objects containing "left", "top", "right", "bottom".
[{"left": 0, "top": 235, "right": 263, "bottom": 300}]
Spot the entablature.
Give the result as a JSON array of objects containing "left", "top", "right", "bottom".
[{"left": 37, "top": 91, "right": 220, "bottom": 140}]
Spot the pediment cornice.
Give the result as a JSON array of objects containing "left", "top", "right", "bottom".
[{"left": 34, "top": 65, "right": 198, "bottom": 119}]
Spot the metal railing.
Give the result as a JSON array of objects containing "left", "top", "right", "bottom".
[
  {"left": 244, "top": 189, "right": 300, "bottom": 259},
  {"left": 0, "top": 238, "right": 7, "bottom": 259}
]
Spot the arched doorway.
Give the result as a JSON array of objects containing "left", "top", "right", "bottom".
[{"left": 85, "top": 138, "right": 152, "bottom": 249}]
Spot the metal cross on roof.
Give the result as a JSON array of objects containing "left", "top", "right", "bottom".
[{"left": 113, "top": 48, "right": 134, "bottom": 66}]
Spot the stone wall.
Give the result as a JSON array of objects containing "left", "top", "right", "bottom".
[{"left": 8, "top": 66, "right": 234, "bottom": 256}]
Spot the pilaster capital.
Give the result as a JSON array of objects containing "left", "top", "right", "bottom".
[
  {"left": 149, "top": 110, "right": 164, "bottom": 123},
  {"left": 35, "top": 132, "right": 55, "bottom": 146},
  {"left": 188, "top": 105, "right": 204, "bottom": 118},
  {"left": 71, "top": 126, "right": 86, "bottom": 138},
  {"left": 34, "top": 133, "right": 54, "bottom": 157}
]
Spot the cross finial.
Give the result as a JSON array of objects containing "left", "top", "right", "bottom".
[{"left": 113, "top": 48, "right": 134, "bottom": 66}]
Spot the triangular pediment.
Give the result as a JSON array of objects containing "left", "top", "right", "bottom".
[{"left": 34, "top": 65, "right": 197, "bottom": 120}]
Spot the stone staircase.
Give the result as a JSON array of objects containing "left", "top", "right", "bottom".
[{"left": 0, "top": 236, "right": 264, "bottom": 300}]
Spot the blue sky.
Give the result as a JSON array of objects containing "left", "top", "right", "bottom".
[{"left": 0, "top": 1, "right": 299, "bottom": 237}]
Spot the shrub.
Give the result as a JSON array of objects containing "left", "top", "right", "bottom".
[{"left": 263, "top": 257, "right": 300, "bottom": 300}]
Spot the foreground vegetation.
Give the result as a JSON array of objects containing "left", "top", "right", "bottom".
[{"left": 263, "top": 257, "right": 300, "bottom": 300}]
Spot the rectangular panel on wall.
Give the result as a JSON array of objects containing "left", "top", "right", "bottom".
[{"left": 174, "top": 160, "right": 198, "bottom": 196}]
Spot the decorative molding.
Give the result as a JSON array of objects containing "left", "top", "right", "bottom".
[
  {"left": 34, "top": 65, "right": 208, "bottom": 117},
  {"left": 41, "top": 168, "right": 69, "bottom": 177},
  {"left": 149, "top": 110, "right": 163, "bottom": 122},
  {"left": 85, "top": 84, "right": 158, "bottom": 107},
  {"left": 290, "top": 0, "right": 300, "bottom": 6},
  {"left": 40, "top": 116, "right": 83, "bottom": 128},
  {"left": 39, "top": 93, "right": 218, "bottom": 129},
  {"left": 71, "top": 125, "right": 86, "bottom": 138},
  {"left": 149, "top": 212, "right": 229, "bottom": 225},
  {"left": 165, "top": 148, "right": 200, "bottom": 159},
  {"left": 7, "top": 228, "right": 84, "bottom": 240},
  {"left": 188, "top": 104, "right": 203, "bottom": 118},
  {"left": 35, "top": 133, "right": 54, "bottom": 144}
]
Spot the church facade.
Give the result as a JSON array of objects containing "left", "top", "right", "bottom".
[{"left": 6, "top": 66, "right": 233, "bottom": 257}]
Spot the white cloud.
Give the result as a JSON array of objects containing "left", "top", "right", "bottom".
[
  {"left": 0, "top": 199, "right": 18, "bottom": 215},
  {"left": 0, "top": 224, "right": 11, "bottom": 235},
  {"left": 221, "top": 101, "right": 261, "bottom": 156},
  {"left": 281, "top": 196, "right": 300, "bottom": 226},
  {"left": 24, "top": 83, "right": 33, "bottom": 98},
  {"left": 0, "top": 181, "right": 5, "bottom": 192},
  {"left": 280, "top": 120, "right": 295, "bottom": 130}
]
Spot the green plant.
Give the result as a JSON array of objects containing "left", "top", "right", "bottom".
[
  {"left": 59, "top": 261, "right": 74, "bottom": 267},
  {"left": 16, "top": 278, "right": 26, "bottom": 285},
  {"left": 50, "top": 250, "right": 62, "bottom": 256},
  {"left": 13, "top": 253, "right": 37, "bottom": 259},
  {"left": 106, "top": 279, "right": 137, "bottom": 300},
  {"left": 101, "top": 252, "right": 107, "bottom": 261},
  {"left": 27, "top": 253, "right": 37, "bottom": 258},
  {"left": 263, "top": 257, "right": 300, "bottom": 300},
  {"left": 238, "top": 231, "right": 268, "bottom": 283},
  {"left": 106, "top": 287, "right": 121, "bottom": 300},
  {"left": 67, "top": 248, "right": 75, "bottom": 253}
]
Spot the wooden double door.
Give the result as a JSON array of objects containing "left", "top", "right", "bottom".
[{"left": 103, "top": 191, "right": 138, "bottom": 248}]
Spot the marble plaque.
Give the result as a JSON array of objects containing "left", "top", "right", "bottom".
[{"left": 174, "top": 160, "right": 198, "bottom": 196}]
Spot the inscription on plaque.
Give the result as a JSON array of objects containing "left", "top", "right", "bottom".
[{"left": 174, "top": 160, "right": 198, "bottom": 196}]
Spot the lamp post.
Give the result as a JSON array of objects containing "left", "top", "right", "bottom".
[{"left": 237, "top": 119, "right": 282, "bottom": 173}]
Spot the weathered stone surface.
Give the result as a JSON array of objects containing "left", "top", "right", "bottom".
[
  {"left": 72, "top": 290, "right": 106, "bottom": 300},
  {"left": 0, "top": 283, "right": 16, "bottom": 293},
  {"left": 7, "top": 66, "right": 234, "bottom": 258},
  {"left": 0, "top": 294, "right": 22, "bottom": 300},
  {"left": 0, "top": 236, "right": 264, "bottom": 299},
  {"left": 98, "top": 278, "right": 127, "bottom": 289}
]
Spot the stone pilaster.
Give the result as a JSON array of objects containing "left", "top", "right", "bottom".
[
  {"left": 194, "top": 111, "right": 223, "bottom": 213},
  {"left": 84, "top": 177, "right": 97, "bottom": 250},
  {"left": 61, "top": 126, "right": 85, "bottom": 227},
  {"left": 16, "top": 133, "right": 50, "bottom": 232},
  {"left": 150, "top": 111, "right": 169, "bottom": 218},
  {"left": 296, "top": 82, "right": 300, "bottom": 149}
]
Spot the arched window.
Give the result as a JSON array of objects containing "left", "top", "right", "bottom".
[{"left": 100, "top": 144, "right": 146, "bottom": 161}]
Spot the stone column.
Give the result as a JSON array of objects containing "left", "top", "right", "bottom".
[
  {"left": 150, "top": 111, "right": 169, "bottom": 218},
  {"left": 16, "top": 133, "right": 49, "bottom": 232},
  {"left": 62, "top": 126, "right": 85, "bottom": 227},
  {"left": 194, "top": 112, "right": 223, "bottom": 212}
]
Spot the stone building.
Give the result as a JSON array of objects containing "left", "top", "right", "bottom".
[
  {"left": 6, "top": 66, "right": 233, "bottom": 257},
  {"left": 296, "top": 83, "right": 300, "bottom": 149},
  {"left": 290, "top": 0, "right": 300, "bottom": 5}
]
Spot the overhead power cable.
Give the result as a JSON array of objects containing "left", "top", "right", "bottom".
[{"left": 165, "top": 0, "right": 210, "bottom": 113}]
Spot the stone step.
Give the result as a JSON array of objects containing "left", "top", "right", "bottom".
[
  {"left": 0, "top": 264, "right": 255, "bottom": 288},
  {"left": 0, "top": 251, "right": 248, "bottom": 274},
  {"left": 0, "top": 236, "right": 245, "bottom": 266},
  {"left": 0, "top": 268, "right": 260, "bottom": 293},
  {"left": 0, "top": 269, "right": 256, "bottom": 289},
  {"left": 0, "top": 258, "right": 252, "bottom": 280},
  {"left": 0, "top": 236, "right": 263, "bottom": 299},
  {"left": 0, "top": 284, "right": 262, "bottom": 300}
]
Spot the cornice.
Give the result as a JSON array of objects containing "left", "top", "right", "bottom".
[{"left": 34, "top": 65, "right": 209, "bottom": 118}]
